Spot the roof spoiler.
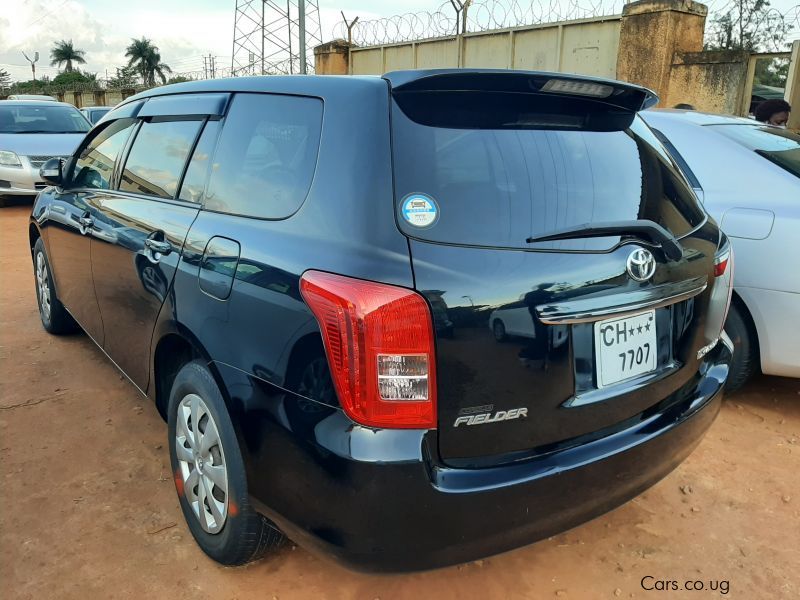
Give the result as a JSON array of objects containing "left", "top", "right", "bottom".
[{"left": 384, "top": 69, "right": 658, "bottom": 113}]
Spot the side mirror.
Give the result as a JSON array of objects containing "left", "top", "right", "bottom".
[{"left": 39, "top": 158, "right": 64, "bottom": 186}]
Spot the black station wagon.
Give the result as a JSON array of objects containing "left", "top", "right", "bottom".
[{"left": 29, "top": 70, "right": 734, "bottom": 571}]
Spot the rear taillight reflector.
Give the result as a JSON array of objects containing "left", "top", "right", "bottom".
[
  {"left": 299, "top": 271, "right": 437, "bottom": 429},
  {"left": 714, "top": 252, "right": 730, "bottom": 277}
]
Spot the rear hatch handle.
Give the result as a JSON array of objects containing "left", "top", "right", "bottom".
[{"left": 526, "top": 220, "right": 683, "bottom": 262}]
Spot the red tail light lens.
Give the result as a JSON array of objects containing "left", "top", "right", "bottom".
[
  {"left": 714, "top": 254, "right": 729, "bottom": 277},
  {"left": 299, "top": 270, "right": 437, "bottom": 429}
]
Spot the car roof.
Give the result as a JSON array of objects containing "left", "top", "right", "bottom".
[
  {"left": 123, "top": 75, "right": 387, "bottom": 105},
  {"left": 1, "top": 100, "right": 78, "bottom": 108},
  {"left": 643, "top": 108, "right": 756, "bottom": 126}
]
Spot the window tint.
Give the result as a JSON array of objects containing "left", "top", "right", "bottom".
[
  {"left": 392, "top": 96, "right": 705, "bottom": 250},
  {"left": 179, "top": 120, "right": 220, "bottom": 203},
  {"left": 71, "top": 119, "right": 136, "bottom": 189},
  {"left": 119, "top": 119, "right": 202, "bottom": 199},
  {"left": 204, "top": 93, "right": 323, "bottom": 218}
]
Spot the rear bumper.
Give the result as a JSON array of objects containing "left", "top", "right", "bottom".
[{"left": 231, "top": 339, "right": 730, "bottom": 572}]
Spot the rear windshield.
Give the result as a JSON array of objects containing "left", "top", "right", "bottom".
[
  {"left": 391, "top": 91, "right": 705, "bottom": 250},
  {"left": 707, "top": 124, "right": 800, "bottom": 179},
  {"left": 0, "top": 105, "right": 91, "bottom": 134}
]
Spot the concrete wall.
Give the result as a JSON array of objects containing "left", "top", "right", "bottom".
[
  {"left": 347, "top": 16, "right": 622, "bottom": 78},
  {"left": 665, "top": 50, "right": 749, "bottom": 113}
]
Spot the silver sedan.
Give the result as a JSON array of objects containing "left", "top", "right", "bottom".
[
  {"left": 641, "top": 109, "right": 800, "bottom": 390},
  {"left": 0, "top": 100, "right": 90, "bottom": 199}
]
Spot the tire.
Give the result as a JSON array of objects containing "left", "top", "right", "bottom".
[
  {"left": 32, "top": 238, "right": 79, "bottom": 335},
  {"left": 493, "top": 319, "right": 507, "bottom": 342},
  {"left": 724, "top": 302, "right": 758, "bottom": 394},
  {"left": 167, "top": 360, "right": 285, "bottom": 565}
]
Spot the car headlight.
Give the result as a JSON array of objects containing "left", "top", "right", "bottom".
[{"left": 0, "top": 151, "right": 23, "bottom": 167}]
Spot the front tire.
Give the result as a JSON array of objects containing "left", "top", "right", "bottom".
[
  {"left": 724, "top": 302, "right": 758, "bottom": 393},
  {"left": 493, "top": 319, "right": 507, "bottom": 342},
  {"left": 167, "top": 360, "right": 284, "bottom": 565},
  {"left": 32, "top": 238, "right": 78, "bottom": 335}
]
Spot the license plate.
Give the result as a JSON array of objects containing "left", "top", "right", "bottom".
[{"left": 593, "top": 310, "right": 657, "bottom": 388}]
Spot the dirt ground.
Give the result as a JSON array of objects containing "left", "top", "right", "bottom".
[{"left": 1, "top": 204, "right": 798, "bottom": 600}]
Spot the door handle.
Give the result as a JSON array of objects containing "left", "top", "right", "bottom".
[
  {"left": 144, "top": 237, "right": 172, "bottom": 256},
  {"left": 78, "top": 213, "right": 93, "bottom": 235}
]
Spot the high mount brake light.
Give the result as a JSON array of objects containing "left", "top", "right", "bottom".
[
  {"left": 299, "top": 271, "right": 437, "bottom": 429},
  {"left": 540, "top": 79, "right": 614, "bottom": 98}
]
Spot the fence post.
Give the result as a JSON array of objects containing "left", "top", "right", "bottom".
[
  {"left": 786, "top": 40, "right": 800, "bottom": 130},
  {"left": 616, "top": 0, "right": 707, "bottom": 104}
]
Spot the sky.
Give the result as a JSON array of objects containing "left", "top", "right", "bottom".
[{"left": 1, "top": 0, "right": 799, "bottom": 82}]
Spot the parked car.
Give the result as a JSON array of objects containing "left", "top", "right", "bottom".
[
  {"left": 80, "top": 105, "right": 112, "bottom": 124},
  {"left": 6, "top": 94, "right": 57, "bottom": 101},
  {"left": 0, "top": 100, "right": 90, "bottom": 203},
  {"left": 29, "top": 71, "right": 733, "bottom": 571},
  {"left": 641, "top": 109, "right": 800, "bottom": 390}
]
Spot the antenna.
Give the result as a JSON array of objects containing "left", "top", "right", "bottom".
[
  {"left": 22, "top": 50, "right": 39, "bottom": 81},
  {"left": 231, "top": 0, "right": 322, "bottom": 76}
]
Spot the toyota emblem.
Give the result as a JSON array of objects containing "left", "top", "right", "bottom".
[{"left": 626, "top": 248, "right": 656, "bottom": 282}]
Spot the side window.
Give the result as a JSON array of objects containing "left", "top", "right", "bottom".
[
  {"left": 119, "top": 119, "right": 202, "bottom": 199},
  {"left": 71, "top": 119, "right": 136, "bottom": 189},
  {"left": 204, "top": 93, "right": 323, "bottom": 218},
  {"left": 178, "top": 120, "right": 220, "bottom": 203}
]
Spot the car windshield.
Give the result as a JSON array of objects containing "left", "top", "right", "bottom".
[
  {"left": 0, "top": 104, "right": 91, "bottom": 134},
  {"left": 707, "top": 124, "right": 800, "bottom": 179}
]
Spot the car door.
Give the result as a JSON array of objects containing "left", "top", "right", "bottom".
[
  {"left": 89, "top": 96, "right": 227, "bottom": 390},
  {"left": 45, "top": 118, "right": 138, "bottom": 345}
]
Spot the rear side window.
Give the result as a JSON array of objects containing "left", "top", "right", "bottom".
[
  {"left": 707, "top": 124, "right": 800, "bottom": 179},
  {"left": 391, "top": 92, "right": 705, "bottom": 250},
  {"left": 119, "top": 119, "right": 203, "bottom": 199},
  {"left": 204, "top": 93, "right": 323, "bottom": 219},
  {"left": 179, "top": 120, "right": 220, "bottom": 203},
  {"left": 71, "top": 119, "right": 136, "bottom": 189}
]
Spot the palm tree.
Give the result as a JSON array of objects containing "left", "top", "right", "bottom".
[
  {"left": 125, "top": 37, "right": 172, "bottom": 86},
  {"left": 50, "top": 40, "right": 86, "bottom": 73}
]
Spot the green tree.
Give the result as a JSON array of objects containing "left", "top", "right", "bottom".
[
  {"left": 107, "top": 65, "right": 139, "bottom": 89},
  {"left": 167, "top": 75, "right": 192, "bottom": 84},
  {"left": 51, "top": 70, "right": 96, "bottom": 87},
  {"left": 754, "top": 58, "right": 790, "bottom": 87},
  {"left": 0, "top": 68, "right": 11, "bottom": 87},
  {"left": 50, "top": 39, "right": 87, "bottom": 72},
  {"left": 705, "top": 0, "right": 791, "bottom": 52},
  {"left": 125, "top": 37, "right": 172, "bottom": 86}
]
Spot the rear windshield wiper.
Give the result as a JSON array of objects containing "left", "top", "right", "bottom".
[{"left": 526, "top": 219, "right": 684, "bottom": 261}]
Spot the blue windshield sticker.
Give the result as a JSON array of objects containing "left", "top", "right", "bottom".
[{"left": 401, "top": 193, "right": 439, "bottom": 228}]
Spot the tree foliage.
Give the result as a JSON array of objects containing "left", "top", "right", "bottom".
[
  {"left": 0, "top": 68, "right": 10, "bottom": 87},
  {"left": 107, "top": 65, "right": 139, "bottom": 89},
  {"left": 51, "top": 70, "right": 97, "bottom": 87},
  {"left": 125, "top": 38, "right": 172, "bottom": 86},
  {"left": 705, "top": 0, "right": 791, "bottom": 52},
  {"left": 50, "top": 39, "right": 87, "bottom": 72}
]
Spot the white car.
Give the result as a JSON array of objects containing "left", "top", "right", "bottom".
[
  {"left": 641, "top": 109, "right": 800, "bottom": 390},
  {"left": 0, "top": 100, "right": 90, "bottom": 201}
]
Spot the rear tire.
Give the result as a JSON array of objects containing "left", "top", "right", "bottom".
[
  {"left": 167, "top": 360, "right": 284, "bottom": 565},
  {"left": 724, "top": 302, "right": 757, "bottom": 394},
  {"left": 33, "top": 238, "right": 78, "bottom": 335},
  {"left": 493, "top": 319, "right": 507, "bottom": 342}
]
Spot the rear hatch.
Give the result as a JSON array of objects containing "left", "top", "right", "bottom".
[{"left": 387, "top": 71, "right": 719, "bottom": 467}]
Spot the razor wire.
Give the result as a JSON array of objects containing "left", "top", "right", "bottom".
[
  {"left": 334, "top": 0, "right": 800, "bottom": 48},
  {"left": 333, "top": 0, "right": 624, "bottom": 46}
]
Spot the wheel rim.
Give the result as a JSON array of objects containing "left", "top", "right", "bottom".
[
  {"left": 175, "top": 394, "right": 229, "bottom": 534},
  {"left": 35, "top": 252, "right": 51, "bottom": 321}
]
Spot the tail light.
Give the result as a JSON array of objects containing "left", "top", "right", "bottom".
[
  {"left": 299, "top": 270, "right": 437, "bottom": 429},
  {"left": 699, "top": 240, "right": 735, "bottom": 358}
]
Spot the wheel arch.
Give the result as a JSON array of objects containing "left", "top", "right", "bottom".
[{"left": 730, "top": 289, "right": 761, "bottom": 370}]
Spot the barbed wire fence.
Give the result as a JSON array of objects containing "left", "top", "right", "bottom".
[{"left": 332, "top": 0, "right": 800, "bottom": 48}]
